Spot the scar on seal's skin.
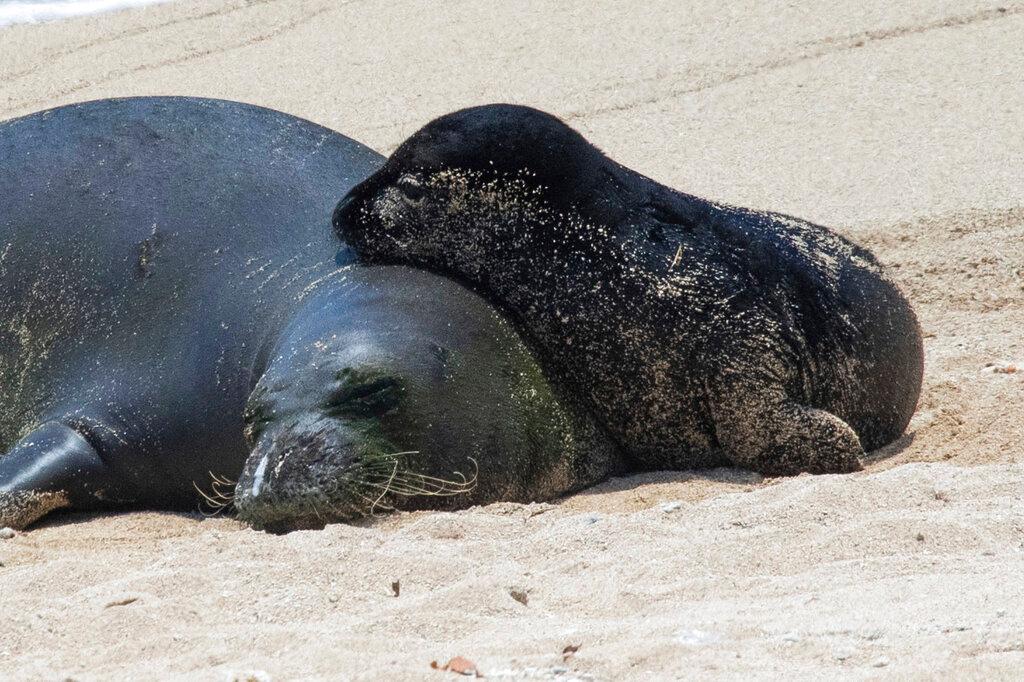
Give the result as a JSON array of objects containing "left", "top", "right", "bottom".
[{"left": 135, "top": 224, "right": 163, "bottom": 280}]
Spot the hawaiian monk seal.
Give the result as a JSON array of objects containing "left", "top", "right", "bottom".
[
  {"left": 0, "top": 98, "right": 616, "bottom": 531},
  {"left": 335, "top": 104, "right": 924, "bottom": 475}
]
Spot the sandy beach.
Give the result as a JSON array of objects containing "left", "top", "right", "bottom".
[{"left": 1, "top": 0, "right": 1023, "bottom": 679}]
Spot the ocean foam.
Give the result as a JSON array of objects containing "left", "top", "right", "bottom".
[{"left": 0, "top": 0, "right": 173, "bottom": 27}]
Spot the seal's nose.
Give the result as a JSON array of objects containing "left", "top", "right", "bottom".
[
  {"left": 234, "top": 419, "right": 363, "bottom": 530},
  {"left": 332, "top": 193, "right": 357, "bottom": 240}
]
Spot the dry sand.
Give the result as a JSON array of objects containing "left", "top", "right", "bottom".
[{"left": 1, "top": 1, "right": 1022, "bottom": 679}]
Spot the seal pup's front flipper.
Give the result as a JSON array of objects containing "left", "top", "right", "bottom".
[
  {"left": 708, "top": 356, "right": 864, "bottom": 476},
  {"left": 0, "top": 421, "right": 122, "bottom": 529}
]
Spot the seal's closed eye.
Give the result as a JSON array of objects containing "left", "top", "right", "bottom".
[
  {"left": 324, "top": 368, "right": 403, "bottom": 419},
  {"left": 397, "top": 174, "right": 426, "bottom": 203}
]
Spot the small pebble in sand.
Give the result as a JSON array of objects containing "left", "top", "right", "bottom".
[
  {"left": 509, "top": 587, "right": 529, "bottom": 606},
  {"left": 0, "top": 528, "right": 15, "bottom": 540},
  {"left": 660, "top": 501, "right": 683, "bottom": 513},
  {"left": 915, "top": 533, "right": 925, "bottom": 542},
  {"left": 982, "top": 362, "right": 1018, "bottom": 374},
  {"left": 431, "top": 656, "right": 481, "bottom": 677},
  {"left": 872, "top": 657, "right": 890, "bottom": 668},
  {"left": 781, "top": 632, "right": 801, "bottom": 643}
]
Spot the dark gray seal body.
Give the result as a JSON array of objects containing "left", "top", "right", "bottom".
[
  {"left": 336, "top": 104, "right": 924, "bottom": 475},
  {"left": 0, "top": 98, "right": 616, "bottom": 530}
]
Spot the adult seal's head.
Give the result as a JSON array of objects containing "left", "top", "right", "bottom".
[
  {"left": 232, "top": 266, "right": 619, "bottom": 530},
  {"left": 335, "top": 104, "right": 924, "bottom": 476}
]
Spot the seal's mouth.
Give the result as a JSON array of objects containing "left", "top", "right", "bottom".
[
  {"left": 233, "top": 417, "right": 369, "bottom": 530},
  {"left": 332, "top": 191, "right": 358, "bottom": 236},
  {"left": 234, "top": 413, "right": 481, "bottom": 532},
  {"left": 333, "top": 179, "right": 383, "bottom": 258},
  {"left": 233, "top": 414, "right": 480, "bottom": 532}
]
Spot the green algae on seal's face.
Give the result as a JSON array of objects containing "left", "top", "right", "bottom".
[{"left": 235, "top": 364, "right": 472, "bottom": 530}]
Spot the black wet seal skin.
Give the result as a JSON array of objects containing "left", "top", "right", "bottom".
[
  {"left": 241, "top": 399, "right": 276, "bottom": 447},
  {"left": 1, "top": 97, "right": 661, "bottom": 532},
  {"left": 336, "top": 103, "right": 925, "bottom": 477},
  {"left": 334, "top": 244, "right": 358, "bottom": 267}
]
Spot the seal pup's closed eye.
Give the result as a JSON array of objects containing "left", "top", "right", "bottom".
[{"left": 335, "top": 103, "right": 925, "bottom": 476}]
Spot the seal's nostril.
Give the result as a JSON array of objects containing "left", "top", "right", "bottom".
[{"left": 332, "top": 194, "right": 357, "bottom": 236}]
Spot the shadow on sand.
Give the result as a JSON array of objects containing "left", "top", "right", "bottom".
[{"left": 19, "top": 432, "right": 920, "bottom": 532}]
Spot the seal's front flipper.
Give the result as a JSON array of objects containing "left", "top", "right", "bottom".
[
  {"left": 0, "top": 421, "right": 120, "bottom": 529},
  {"left": 709, "top": 367, "right": 864, "bottom": 476}
]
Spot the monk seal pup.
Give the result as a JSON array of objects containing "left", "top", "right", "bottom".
[
  {"left": 335, "top": 104, "right": 924, "bottom": 475},
  {"left": 0, "top": 98, "right": 616, "bottom": 530}
]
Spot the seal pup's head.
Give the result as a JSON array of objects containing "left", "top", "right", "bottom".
[{"left": 334, "top": 104, "right": 624, "bottom": 289}]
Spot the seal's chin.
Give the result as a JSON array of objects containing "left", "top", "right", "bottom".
[
  {"left": 333, "top": 186, "right": 378, "bottom": 256},
  {"left": 332, "top": 189, "right": 362, "bottom": 237},
  {"left": 233, "top": 416, "right": 373, "bottom": 531}
]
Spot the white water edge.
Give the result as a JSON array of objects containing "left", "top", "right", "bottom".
[{"left": 0, "top": 0, "right": 174, "bottom": 27}]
